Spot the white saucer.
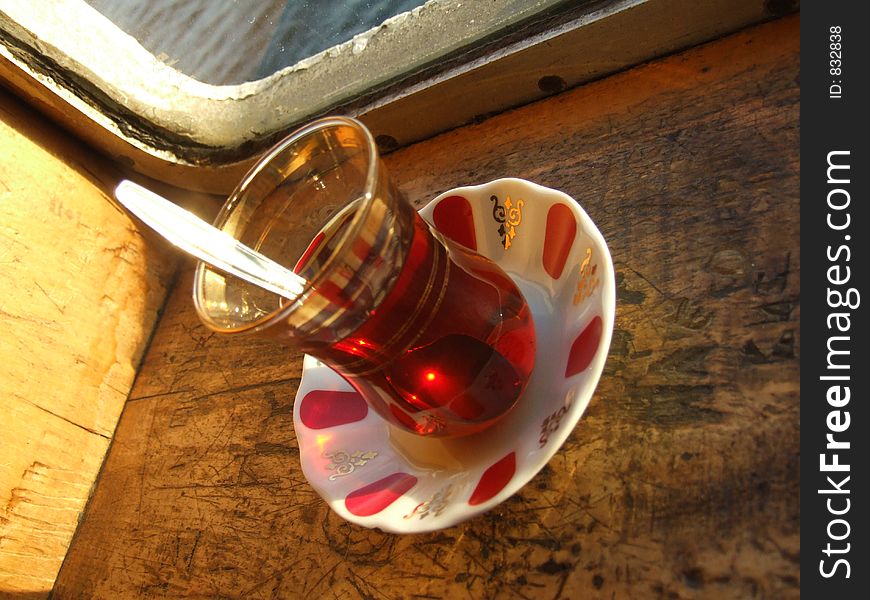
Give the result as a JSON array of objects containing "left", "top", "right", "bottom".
[{"left": 293, "top": 178, "right": 615, "bottom": 533}]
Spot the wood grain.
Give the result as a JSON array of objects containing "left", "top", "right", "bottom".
[
  {"left": 54, "top": 15, "right": 799, "bottom": 599},
  {"left": 0, "top": 90, "right": 179, "bottom": 597}
]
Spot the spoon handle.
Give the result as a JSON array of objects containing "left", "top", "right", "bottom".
[{"left": 114, "top": 180, "right": 306, "bottom": 300}]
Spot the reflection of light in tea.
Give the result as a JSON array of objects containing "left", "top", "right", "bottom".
[{"left": 425, "top": 371, "right": 437, "bottom": 382}]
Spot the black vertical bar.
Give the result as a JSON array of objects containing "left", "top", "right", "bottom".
[{"left": 801, "top": 1, "right": 868, "bottom": 596}]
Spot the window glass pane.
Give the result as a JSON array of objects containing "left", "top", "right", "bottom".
[{"left": 85, "top": 0, "right": 427, "bottom": 85}]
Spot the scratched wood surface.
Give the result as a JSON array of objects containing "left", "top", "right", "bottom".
[
  {"left": 53, "top": 15, "right": 800, "bottom": 600},
  {"left": 0, "top": 89, "right": 178, "bottom": 598}
]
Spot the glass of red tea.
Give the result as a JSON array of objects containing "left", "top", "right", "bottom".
[{"left": 193, "top": 117, "right": 535, "bottom": 437}]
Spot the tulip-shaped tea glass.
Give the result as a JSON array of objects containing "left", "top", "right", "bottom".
[{"left": 193, "top": 117, "right": 535, "bottom": 437}]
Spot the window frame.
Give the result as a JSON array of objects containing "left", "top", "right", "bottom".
[{"left": 0, "top": 0, "right": 780, "bottom": 193}]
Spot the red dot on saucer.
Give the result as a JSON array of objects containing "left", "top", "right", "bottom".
[
  {"left": 433, "top": 195, "right": 477, "bottom": 250},
  {"left": 345, "top": 472, "right": 418, "bottom": 517},
  {"left": 542, "top": 203, "right": 577, "bottom": 279},
  {"left": 468, "top": 452, "right": 516, "bottom": 506},
  {"left": 565, "top": 316, "right": 603, "bottom": 377},
  {"left": 299, "top": 390, "right": 368, "bottom": 429}
]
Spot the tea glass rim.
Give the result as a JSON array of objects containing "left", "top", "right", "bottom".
[{"left": 192, "top": 115, "right": 380, "bottom": 335}]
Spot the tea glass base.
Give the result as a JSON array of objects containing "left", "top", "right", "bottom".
[{"left": 293, "top": 179, "right": 615, "bottom": 533}]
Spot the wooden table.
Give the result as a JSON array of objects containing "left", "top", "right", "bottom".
[{"left": 54, "top": 15, "right": 799, "bottom": 599}]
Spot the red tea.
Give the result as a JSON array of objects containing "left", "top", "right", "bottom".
[{"left": 299, "top": 211, "right": 536, "bottom": 437}]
